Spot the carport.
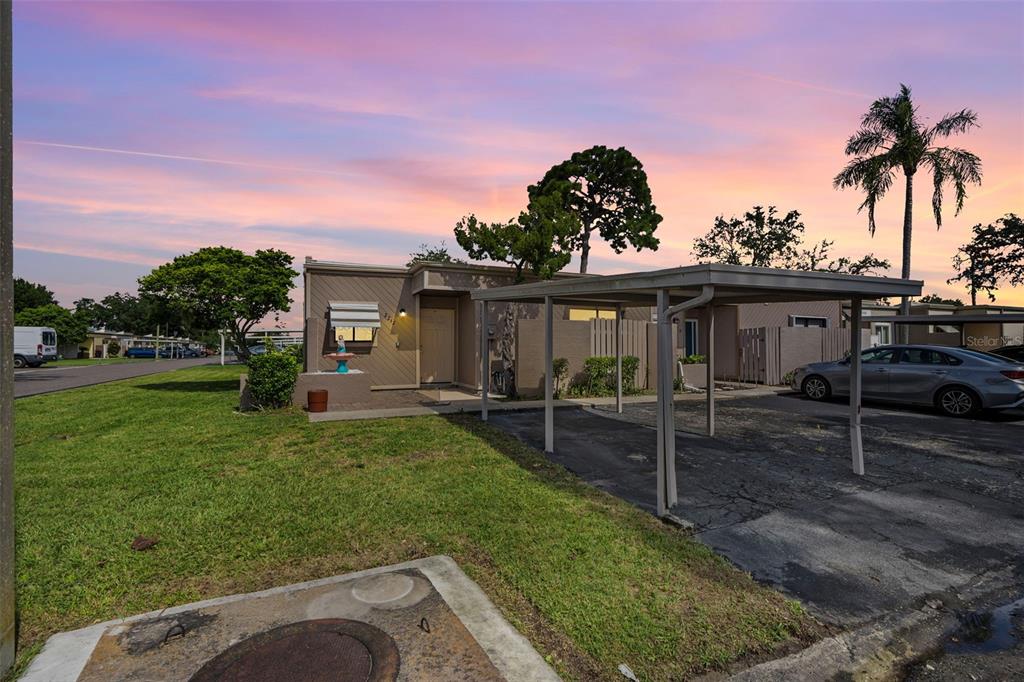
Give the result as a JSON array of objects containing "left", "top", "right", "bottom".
[
  {"left": 862, "top": 312, "right": 1024, "bottom": 347},
  {"left": 471, "top": 264, "right": 922, "bottom": 517}
]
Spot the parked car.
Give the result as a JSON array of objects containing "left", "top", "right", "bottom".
[
  {"left": 792, "top": 344, "right": 1024, "bottom": 417},
  {"left": 158, "top": 346, "right": 191, "bottom": 359},
  {"left": 13, "top": 326, "right": 58, "bottom": 368},
  {"left": 124, "top": 347, "right": 156, "bottom": 358},
  {"left": 991, "top": 345, "right": 1024, "bottom": 363}
]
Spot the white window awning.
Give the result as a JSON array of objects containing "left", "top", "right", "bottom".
[{"left": 329, "top": 301, "right": 381, "bottom": 328}]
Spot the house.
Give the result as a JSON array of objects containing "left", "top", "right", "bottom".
[
  {"left": 301, "top": 258, "right": 868, "bottom": 398},
  {"left": 843, "top": 301, "right": 1024, "bottom": 349}
]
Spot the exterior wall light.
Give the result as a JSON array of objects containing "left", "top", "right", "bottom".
[{"left": 399, "top": 308, "right": 407, "bottom": 317}]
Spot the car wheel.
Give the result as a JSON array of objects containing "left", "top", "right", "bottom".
[
  {"left": 802, "top": 375, "right": 831, "bottom": 401},
  {"left": 936, "top": 386, "right": 979, "bottom": 417},
  {"left": 13, "top": 355, "right": 26, "bottom": 369}
]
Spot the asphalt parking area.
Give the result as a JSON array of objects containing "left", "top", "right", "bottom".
[{"left": 489, "top": 395, "right": 1024, "bottom": 629}]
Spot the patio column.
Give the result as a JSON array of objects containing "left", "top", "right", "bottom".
[
  {"left": 544, "top": 296, "right": 554, "bottom": 453},
  {"left": 655, "top": 289, "right": 677, "bottom": 515},
  {"left": 706, "top": 304, "right": 715, "bottom": 437},
  {"left": 479, "top": 300, "right": 489, "bottom": 422},
  {"left": 850, "top": 297, "right": 864, "bottom": 475},
  {"left": 615, "top": 303, "right": 623, "bottom": 414}
]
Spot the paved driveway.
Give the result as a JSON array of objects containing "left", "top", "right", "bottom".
[
  {"left": 489, "top": 395, "right": 1024, "bottom": 628},
  {"left": 14, "top": 358, "right": 215, "bottom": 398}
]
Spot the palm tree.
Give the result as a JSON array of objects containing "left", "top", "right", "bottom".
[{"left": 834, "top": 84, "right": 982, "bottom": 333}]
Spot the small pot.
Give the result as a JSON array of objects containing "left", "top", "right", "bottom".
[{"left": 307, "top": 389, "right": 328, "bottom": 413}]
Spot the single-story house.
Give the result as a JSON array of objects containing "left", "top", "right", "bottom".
[
  {"left": 843, "top": 301, "right": 1024, "bottom": 349},
  {"left": 301, "top": 258, "right": 872, "bottom": 396}
]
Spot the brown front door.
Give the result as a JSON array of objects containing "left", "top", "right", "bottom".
[{"left": 420, "top": 308, "right": 455, "bottom": 383}]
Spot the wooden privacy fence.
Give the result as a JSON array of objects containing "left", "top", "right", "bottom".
[
  {"left": 590, "top": 318, "right": 649, "bottom": 382},
  {"left": 739, "top": 326, "right": 869, "bottom": 385}
]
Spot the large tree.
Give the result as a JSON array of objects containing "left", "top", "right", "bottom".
[
  {"left": 15, "top": 304, "right": 88, "bottom": 346},
  {"left": 138, "top": 247, "right": 297, "bottom": 360},
  {"left": 528, "top": 145, "right": 662, "bottom": 273},
  {"left": 14, "top": 277, "right": 56, "bottom": 313},
  {"left": 834, "top": 84, "right": 982, "bottom": 328},
  {"left": 454, "top": 190, "right": 578, "bottom": 282},
  {"left": 948, "top": 213, "right": 1022, "bottom": 304},
  {"left": 691, "top": 205, "right": 890, "bottom": 275},
  {"left": 74, "top": 292, "right": 191, "bottom": 336}
]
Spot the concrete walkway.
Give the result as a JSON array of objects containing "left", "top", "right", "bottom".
[
  {"left": 14, "top": 358, "right": 215, "bottom": 398},
  {"left": 308, "top": 385, "right": 780, "bottom": 422}
]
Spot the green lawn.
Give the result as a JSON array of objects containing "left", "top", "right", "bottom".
[
  {"left": 11, "top": 365, "right": 821, "bottom": 680},
  {"left": 45, "top": 357, "right": 147, "bottom": 367}
]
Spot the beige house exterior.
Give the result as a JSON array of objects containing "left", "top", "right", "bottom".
[{"left": 302, "top": 258, "right": 864, "bottom": 395}]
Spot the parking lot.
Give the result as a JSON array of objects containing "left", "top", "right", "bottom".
[{"left": 490, "top": 393, "right": 1024, "bottom": 629}]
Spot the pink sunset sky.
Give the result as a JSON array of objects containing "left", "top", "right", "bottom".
[{"left": 13, "top": 1, "right": 1024, "bottom": 322}]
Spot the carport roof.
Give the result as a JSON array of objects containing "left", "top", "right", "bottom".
[
  {"left": 864, "top": 313, "right": 1024, "bottom": 324},
  {"left": 470, "top": 263, "right": 923, "bottom": 305}
]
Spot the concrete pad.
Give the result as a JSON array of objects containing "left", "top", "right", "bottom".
[{"left": 23, "top": 555, "right": 560, "bottom": 682}]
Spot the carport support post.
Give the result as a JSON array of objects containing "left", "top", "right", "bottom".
[
  {"left": 656, "top": 289, "right": 677, "bottom": 515},
  {"left": 479, "top": 301, "right": 488, "bottom": 422},
  {"left": 544, "top": 296, "right": 554, "bottom": 453},
  {"left": 615, "top": 303, "right": 623, "bottom": 414},
  {"left": 850, "top": 298, "right": 865, "bottom": 475},
  {"left": 706, "top": 304, "right": 715, "bottom": 437}
]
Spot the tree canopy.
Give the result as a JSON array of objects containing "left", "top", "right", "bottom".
[
  {"left": 74, "top": 292, "right": 191, "bottom": 337},
  {"left": 948, "top": 213, "right": 1022, "bottom": 304},
  {"left": 15, "top": 304, "right": 88, "bottom": 345},
  {"left": 454, "top": 190, "right": 578, "bottom": 282},
  {"left": 138, "top": 247, "right": 297, "bottom": 359},
  {"left": 918, "top": 293, "right": 964, "bottom": 307},
  {"left": 14, "top": 277, "right": 56, "bottom": 313},
  {"left": 691, "top": 206, "right": 890, "bottom": 275},
  {"left": 528, "top": 145, "right": 662, "bottom": 273},
  {"left": 406, "top": 241, "right": 464, "bottom": 267}
]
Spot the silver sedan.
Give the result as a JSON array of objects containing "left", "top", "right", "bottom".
[{"left": 792, "top": 345, "right": 1024, "bottom": 417}]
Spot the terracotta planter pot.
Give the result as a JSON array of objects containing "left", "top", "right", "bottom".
[{"left": 307, "top": 389, "right": 328, "bottom": 413}]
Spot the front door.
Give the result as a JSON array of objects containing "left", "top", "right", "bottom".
[{"left": 420, "top": 308, "right": 455, "bottom": 384}]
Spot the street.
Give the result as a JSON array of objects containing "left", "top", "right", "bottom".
[{"left": 14, "top": 358, "right": 216, "bottom": 398}]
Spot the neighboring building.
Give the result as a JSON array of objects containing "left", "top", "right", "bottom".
[
  {"left": 842, "top": 301, "right": 1024, "bottom": 350},
  {"left": 302, "top": 258, "right": 866, "bottom": 394},
  {"left": 58, "top": 329, "right": 195, "bottom": 359}
]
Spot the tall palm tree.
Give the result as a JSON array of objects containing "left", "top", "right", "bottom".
[{"left": 834, "top": 84, "right": 982, "bottom": 332}]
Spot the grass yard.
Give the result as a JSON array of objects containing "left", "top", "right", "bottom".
[{"left": 11, "top": 365, "right": 822, "bottom": 680}]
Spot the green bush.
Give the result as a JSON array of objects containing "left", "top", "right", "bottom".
[
  {"left": 570, "top": 355, "right": 641, "bottom": 397},
  {"left": 107, "top": 341, "right": 121, "bottom": 357},
  {"left": 283, "top": 343, "right": 304, "bottom": 362},
  {"left": 679, "top": 354, "right": 705, "bottom": 365},
  {"left": 246, "top": 351, "right": 300, "bottom": 409}
]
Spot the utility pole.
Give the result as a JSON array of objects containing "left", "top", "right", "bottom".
[
  {"left": 219, "top": 331, "right": 225, "bottom": 366},
  {"left": 1, "top": 2, "right": 16, "bottom": 674}
]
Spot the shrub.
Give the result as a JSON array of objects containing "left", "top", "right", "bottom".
[
  {"left": 570, "top": 355, "right": 640, "bottom": 397},
  {"left": 680, "top": 354, "right": 705, "bottom": 365},
  {"left": 552, "top": 357, "right": 569, "bottom": 397},
  {"left": 246, "top": 350, "right": 300, "bottom": 409},
  {"left": 107, "top": 341, "right": 121, "bottom": 357},
  {"left": 283, "top": 343, "right": 304, "bottom": 362}
]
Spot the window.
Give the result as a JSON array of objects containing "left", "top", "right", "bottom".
[
  {"left": 791, "top": 315, "right": 829, "bottom": 328},
  {"left": 568, "top": 307, "right": 617, "bottom": 321},
  {"left": 861, "top": 348, "right": 897, "bottom": 364},
  {"left": 335, "top": 327, "right": 375, "bottom": 343},
  {"left": 898, "top": 348, "right": 950, "bottom": 365},
  {"left": 871, "top": 322, "right": 892, "bottom": 346},
  {"left": 42, "top": 331, "right": 56, "bottom": 345},
  {"left": 684, "top": 319, "right": 699, "bottom": 356}
]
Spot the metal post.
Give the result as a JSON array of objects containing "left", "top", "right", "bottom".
[
  {"left": 220, "top": 331, "right": 225, "bottom": 366},
  {"left": 615, "top": 303, "right": 622, "bottom": 414},
  {"left": 850, "top": 298, "right": 865, "bottom": 475},
  {"left": 544, "top": 296, "right": 554, "bottom": 453},
  {"left": 655, "top": 290, "right": 667, "bottom": 516},
  {"left": 479, "top": 301, "right": 488, "bottom": 421},
  {"left": 706, "top": 304, "right": 715, "bottom": 437},
  {"left": 661, "top": 293, "right": 677, "bottom": 507},
  {"left": 0, "top": 0, "right": 13, "bottom": 668}
]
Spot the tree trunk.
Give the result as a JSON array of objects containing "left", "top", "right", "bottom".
[
  {"left": 579, "top": 228, "right": 591, "bottom": 274},
  {"left": 899, "top": 172, "right": 914, "bottom": 343}
]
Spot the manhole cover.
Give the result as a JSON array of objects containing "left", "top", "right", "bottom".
[{"left": 189, "top": 618, "right": 400, "bottom": 682}]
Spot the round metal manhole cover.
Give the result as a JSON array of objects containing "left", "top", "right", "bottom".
[{"left": 189, "top": 618, "right": 400, "bottom": 682}]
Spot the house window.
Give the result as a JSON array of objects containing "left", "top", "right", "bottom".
[
  {"left": 683, "top": 319, "right": 699, "bottom": 356},
  {"left": 335, "top": 327, "right": 375, "bottom": 343},
  {"left": 568, "top": 307, "right": 617, "bottom": 321},
  {"left": 871, "top": 322, "right": 892, "bottom": 346},
  {"left": 791, "top": 315, "right": 829, "bottom": 328}
]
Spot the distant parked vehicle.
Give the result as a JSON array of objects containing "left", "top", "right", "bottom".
[
  {"left": 180, "top": 347, "right": 201, "bottom": 358},
  {"left": 158, "top": 346, "right": 191, "bottom": 359},
  {"left": 991, "top": 345, "right": 1024, "bottom": 363},
  {"left": 124, "top": 347, "right": 156, "bottom": 359},
  {"left": 13, "top": 326, "right": 58, "bottom": 368},
  {"left": 792, "top": 344, "right": 1024, "bottom": 417}
]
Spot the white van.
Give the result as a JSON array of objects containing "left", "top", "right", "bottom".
[{"left": 14, "top": 326, "right": 58, "bottom": 368}]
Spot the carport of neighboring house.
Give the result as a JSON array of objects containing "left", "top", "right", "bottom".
[{"left": 471, "top": 263, "right": 923, "bottom": 518}]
